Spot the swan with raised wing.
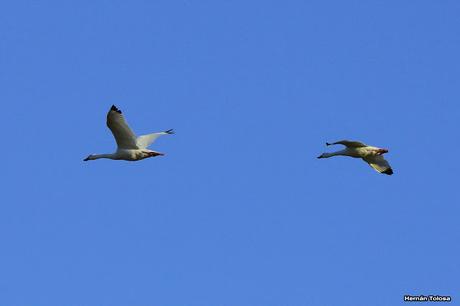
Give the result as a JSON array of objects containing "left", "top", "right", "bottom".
[
  {"left": 84, "top": 105, "right": 174, "bottom": 161},
  {"left": 317, "top": 140, "right": 393, "bottom": 175}
]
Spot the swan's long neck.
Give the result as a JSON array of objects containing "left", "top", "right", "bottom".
[
  {"left": 89, "top": 153, "right": 117, "bottom": 160},
  {"left": 321, "top": 149, "right": 348, "bottom": 158}
]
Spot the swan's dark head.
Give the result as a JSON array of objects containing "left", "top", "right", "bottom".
[
  {"left": 83, "top": 155, "right": 93, "bottom": 161},
  {"left": 377, "top": 148, "right": 389, "bottom": 155}
]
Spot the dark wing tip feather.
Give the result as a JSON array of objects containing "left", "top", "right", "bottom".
[
  {"left": 110, "top": 105, "right": 122, "bottom": 114},
  {"left": 382, "top": 168, "right": 393, "bottom": 175},
  {"left": 165, "top": 129, "right": 175, "bottom": 134},
  {"left": 326, "top": 142, "right": 331, "bottom": 146}
]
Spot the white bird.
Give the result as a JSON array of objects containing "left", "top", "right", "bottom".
[
  {"left": 84, "top": 105, "right": 174, "bottom": 161},
  {"left": 317, "top": 140, "right": 393, "bottom": 175}
]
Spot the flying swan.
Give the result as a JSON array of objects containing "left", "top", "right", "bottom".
[
  {"left": 317, "top": 140, "right": 393, "bottom": 175},
  {"left": 84, "top": 105, "right": 174, "bottom": 161}
]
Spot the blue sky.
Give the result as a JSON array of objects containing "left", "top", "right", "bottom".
[{"left": 1, "top": 1, "right": 459, "bottom": 305}]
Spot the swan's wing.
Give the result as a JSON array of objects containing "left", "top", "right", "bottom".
[
  {"left": 327, "top": 140, "right": 367, "bottom": 148},
  {"left": 106, "top": 105, "right": 138, "bottom": 149},
  {"left": 363, "top": 155, "right": 393, "bottom": 175},
  {"left": 136, "top": 129, "right": 174, "bottom": 149}
]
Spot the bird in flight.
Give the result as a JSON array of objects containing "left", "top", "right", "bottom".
[
  {"left": 317, "top": 140, "right": 393, "bottom": 175},
  {"left": 84, "top": 105, "right": 174, "bottom": 161}
]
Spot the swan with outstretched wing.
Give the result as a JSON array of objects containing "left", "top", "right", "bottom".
[
  {"left": 84, "top": 105, "right": 174, "bottom": 161},
  {"left": 318, "top": 140, "right": 393, "bottom": 175}
]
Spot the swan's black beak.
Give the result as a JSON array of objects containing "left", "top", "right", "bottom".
[
  {"left": 83, "top": 156, "right": 90, "bottom": 161},
  {"left": 149, "top": 152, "right": 164, "bottom": 157}
]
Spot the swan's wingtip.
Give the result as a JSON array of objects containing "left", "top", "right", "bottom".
[
  {"left": 110, "top": 105, "right": 122, "bottom": 114},
  {"left": 165, "top": 129, "right": 175, "bottom": 134},
  {"left": 382, "top": 168, "right": 393, "bottom": 175}
]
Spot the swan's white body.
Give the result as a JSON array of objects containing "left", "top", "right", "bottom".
[
  {"left": 317, "top": 140, "right": 393, "bottom": 175},
  {"left": 84, "top": 105, "right": 173, "bottom": 161}
]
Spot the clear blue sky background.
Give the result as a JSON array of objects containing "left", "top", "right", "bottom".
[{"left": 1, "top": 1, "right": 459, "bottom": 305}]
